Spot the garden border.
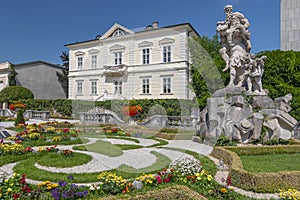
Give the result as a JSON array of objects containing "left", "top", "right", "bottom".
[{"left": 211, "top": 146, "right": 300, "bottom": 193}]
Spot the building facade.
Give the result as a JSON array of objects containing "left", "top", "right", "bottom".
[
  {"left": 0, "top": 62, "right": 11, "bottom": 91},
  {"left": 281, "top": 0, "right": 300, "bottom": 50},
  {"left": 66, "top": 22, "right": 199, "bottom": 101},
  {"left": 14, "top": 61, "right": 66, "bottom": 99}
]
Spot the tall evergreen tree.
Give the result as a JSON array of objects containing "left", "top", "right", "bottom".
[
  {"left": 8, "top": 64, "right": 18, "bottom": 86},
  {"left": 56, "top": 51, "right": 69, "bottom": 98}
]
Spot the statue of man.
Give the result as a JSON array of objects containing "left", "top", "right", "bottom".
[{"left": 217, "top": 5, "right": 252, "bottom": 87}]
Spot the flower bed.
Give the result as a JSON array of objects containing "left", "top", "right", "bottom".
[{"left": 0, "top": 156, "right": 241, "bottom": 199}]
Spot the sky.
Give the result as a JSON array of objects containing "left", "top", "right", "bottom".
[{"left": 0, "top": 0, "right": 280, "bottom": 65}]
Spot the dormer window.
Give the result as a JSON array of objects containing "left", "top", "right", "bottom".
[{"left": 112, "top": 29, "right": 125, "bottom": 37}]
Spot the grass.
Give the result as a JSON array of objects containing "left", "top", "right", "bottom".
[
  {"left": 115, "top": 144, "right": 144, "bottom": 150},
  {"left": 240, "top": 153, "right": 300, "bottom": 173},
  {"left": 72, "top": 140, "right": 123, "bottom": 157},
  {"left": 37, "top": 152, "right": 92, "bottom": 168},
  {"left": 0, "top": 154, "right": 32, "bottom": 166},
  {"left": 146, "top": 136, "right": 168, "bottom": 147},
  {"left": 13, "top": 155, "right": 100, "bottom": 183}
]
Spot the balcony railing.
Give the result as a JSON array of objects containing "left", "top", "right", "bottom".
[{"left": 103, "top": 64, "right": 127, "bottom": 76}]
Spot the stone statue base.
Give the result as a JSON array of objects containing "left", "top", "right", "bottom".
[{"left": 197, "top": 87, "right": 298, "bottom": 144}]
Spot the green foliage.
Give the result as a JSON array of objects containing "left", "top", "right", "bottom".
[
  {"left": 21, "top": 99, "right": 197, "bottom": 118},
  {"left": 257, "top": 50, "right": 300, "bottom": 120},
  {"left": 0, "top": 86, "right": 34, "bottom": 102},
  {"left": 14, "top": 109, "right": 25, "bottom": 126},
  {"left": 56, "top": 51, "right": 69, "bottom": 98},
  {"left": 8, "top": 64, "right": 18, "bottom": 86},
  {"left": 215, "top": 136, "right": 237, "bottom": 146},
  {"left": 189, "top": 35, "right": 228, "bottom": 110},
  {"left": 148, "top": 104, "right": 167, "bottom": 116},
  {"left": 159, "top": 127, "right": 178, "bottom": 133}
]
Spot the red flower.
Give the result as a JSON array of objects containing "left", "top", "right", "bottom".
[
  {"left": 20, "top": 174, "right": 26, "bottom": 184},
  {"left": 226, "top": 176, "right": 232, "bottom": 186},
  {"left": 163, "top": 177, "right": 170, "bottom": 183},
  {"left": 156, "top": 175, "right": 162, "bottom": 184},
  {"left": 9, "top": 104, "right": 15, "bottom": 111},
  {"left": 13, "top": 193, "right": 20, "bottom": 199},
  {"left": 122, "top": 105, "right": 143, "bottom": 117},
  {"left": 63, "top": 128, "right": 69, "bottom": 133}
]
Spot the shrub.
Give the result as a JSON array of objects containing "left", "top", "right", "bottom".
[
  {"left": 160, "top": 128, "right": 178, "bottom": 133},
  {"left": 14, "top": 109, "right": 25, "bottom": 126},
  {"left": 215, "top": 136, "right": 237, "bottom": 146},
  {"left": 0, "top": 86, "right": 34, "bottom": 102}
]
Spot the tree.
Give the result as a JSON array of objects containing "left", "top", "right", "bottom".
[
  {"left": 8, "top": 64, "right": 18, "bottom": 86},
  {"left": 0, "top": 86, "right": 34, "bottom": 102},
  {"left": 189, "top": 34, "right": 228, "bottom": 110},
  {"left": 257, "top": 50, "right": 300, "bottom": 120},
  {"left": 56, "top": 51, "right": 69, "bottom": 98}
]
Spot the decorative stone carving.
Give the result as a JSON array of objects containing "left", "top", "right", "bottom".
[
  {"left": 217, "top": 5, "right": 267, "bottom": 95},
  {"left": 196, "top": 5, "right": 299, "bottom": 144},
  {"left": 275, "top": 93, "right": 293, "bottom": 112}
]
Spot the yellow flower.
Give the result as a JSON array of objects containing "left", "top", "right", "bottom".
[
  {"left": 5, "top": 179, "right": 8, "bottom": 183},
  {"left": 220, "top": 188, "right": 227, "bottom": 193},
  {"left": 207, "top": 175, "right": 212, "bottom": 181},
  {"left": 7, "top": 188, "right": 12, "bottom": 192},
  {"left": 47, "top": 186, "right": 52, "bottom": 190}
]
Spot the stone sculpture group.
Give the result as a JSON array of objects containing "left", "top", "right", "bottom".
[{"left": 197, "top": 5, "right": 298, "bottom": 144}]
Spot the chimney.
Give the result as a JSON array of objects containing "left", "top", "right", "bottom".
[{"left": 152, "top": 21, "right": 158, "bottom": 29}]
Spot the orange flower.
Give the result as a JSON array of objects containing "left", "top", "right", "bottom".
[{"left": 220, "top": 188, "right": 227, "bottom": 193}]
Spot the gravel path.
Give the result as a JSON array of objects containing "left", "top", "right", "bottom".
[{"left": 0, "top": 137, "right": 281, "bottom": 199}]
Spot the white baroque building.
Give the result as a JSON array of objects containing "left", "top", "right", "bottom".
[{"left": 66, "top": 22, "right": 199, "bottom": 101}]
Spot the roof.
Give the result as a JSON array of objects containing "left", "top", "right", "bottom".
[
  {"left": 65, "top": 22, "right": 200, "bottom": 47},
  {"left": 14, "top": 60, "right": 64, "bottom": 69}
]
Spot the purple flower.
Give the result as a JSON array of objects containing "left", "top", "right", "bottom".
[
  {"left": 67, "top": 175, "right": 74, "bottom": 180},
  {"left": 70, "top": 184, "right": 78, "bottom": 189},
  {"left": 76, "top": 191, "right": 84, "bottom": 197},
  {"left": 58, "top": 180, "right": 67, "bottom": 187},
  {"left": 62, "top": 190, "right": 69, "bottom": 199},
  {"left": 51, "top": 188, "right": 60, "bottom": 200}
]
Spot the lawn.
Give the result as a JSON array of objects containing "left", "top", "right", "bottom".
[{"left": 240, "top": 153, "right": 300, "bottom": 173}]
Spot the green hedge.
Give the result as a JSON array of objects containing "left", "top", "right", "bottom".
[
  {"left": 224, "top": 145, "right": 300, "bottom": 155},
  {"left": 211, "top": 146, "right": 300, "bottom": 193},
  {"left": 22, "top": 99, "right": 197, "bottom": 118}
]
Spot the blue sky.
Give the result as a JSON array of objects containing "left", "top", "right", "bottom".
[{"left": 0, "top": 0, "right": 280, "bottom": 65}]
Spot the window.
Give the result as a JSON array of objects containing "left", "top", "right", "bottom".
[
  {"left": 163, "top": 46, "right": 171, "bottom": 63},
  {"left": 142, "top": 48, "right": 150, "bottom": 64},
  {"left": 114, "top": 81, "right": 122, "bottom": 95},
  {"left": 112, "top": 29, "right": 125, "bottom": 37},
  {"left": 142, "top": 78, "right": 150, "bottom": 94},
  {"left": 91, "top": 81, "right": 98, "bottom": 95},
  {"left": 162, "top": 77, "right": 171, "bottom": 94},
  {"left": 114, "top": 52, "right": 122, "bottom": 65},
  {"left": 91, "top": 55, "right": 97, "bottom": 69},
  {"left": 77, "top": 57, "right": 83, "bottom": 70},
  {"left": 76, "top": 81, "right": 83, "bottom": 95}
]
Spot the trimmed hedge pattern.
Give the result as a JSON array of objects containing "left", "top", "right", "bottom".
[{"left": 211, "top": 146, "right": 300, "bottom": 193}]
